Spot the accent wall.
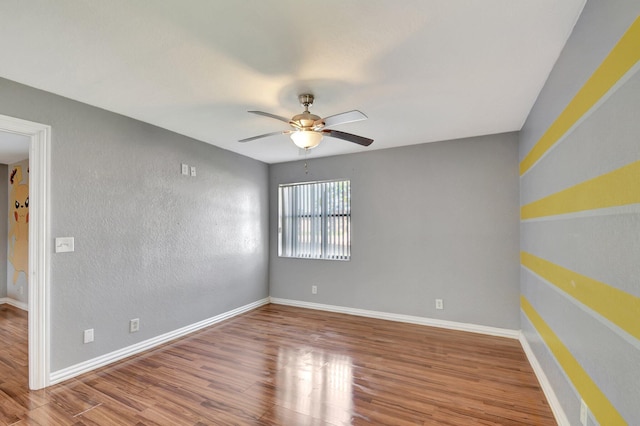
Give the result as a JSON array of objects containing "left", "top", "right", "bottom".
[{"left": 519, "top": 2, "right": 640, "bottom": 424}]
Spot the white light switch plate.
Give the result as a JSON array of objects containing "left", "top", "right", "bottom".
[
  {"left": 55, "top": 237, "right": 75, "bottom": 253},
  {"left": 190, "top": 166, "right": 196, "bottom": 177}
]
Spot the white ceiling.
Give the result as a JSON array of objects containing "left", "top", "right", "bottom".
[
  {"left": 0, "top": 1, "right": 585, "bottom": 164},
  {"left": 0, "top": 131, "right": 29, "bottom": 165}
]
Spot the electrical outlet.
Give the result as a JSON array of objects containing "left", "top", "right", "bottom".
[
  {"left": 435, "top": 299, "right": 444, "bottom": 310},
  {"left": 580, "top": 399, "right": 588, "bottom": 425},
  {"left": 311, "top": 285, "right": 318, "bottom": 294},
  {"left": 130, "top": 318, "right": 140, "bottom": 333},
  {"left": 83, "top": 328, "right": 94, "bottom": 344},
  {"left": 181, "top": 163, "right": 189, "bottom": 175}
]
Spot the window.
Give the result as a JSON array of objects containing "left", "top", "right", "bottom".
[{"left": 278, "top": 180, "right": 351, "bottom": 260}]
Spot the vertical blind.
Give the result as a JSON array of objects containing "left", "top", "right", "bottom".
[{"left": 278, "top": 180, "right": 351, "bottom": 260}]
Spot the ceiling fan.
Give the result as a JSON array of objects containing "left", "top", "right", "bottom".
[{"left": 239, "top": 94, "right": 373, "bottom": 150}]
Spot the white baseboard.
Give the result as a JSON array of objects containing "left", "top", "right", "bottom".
[
  {"left": 50, "top": 297, "right": 270, "bottom": 385},
  {"left": 269, "top": 297, "right": 520, "bottom": 339},
  {"left": 519, "top": 332, "right": 569, "bottom": 426},
  {"left": 0, "top": 297, "right": 28, "bottom": 311}
]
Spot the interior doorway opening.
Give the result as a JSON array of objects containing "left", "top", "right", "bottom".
[{"left": 0, "top": 114, "right": 50, "bottom": 390}]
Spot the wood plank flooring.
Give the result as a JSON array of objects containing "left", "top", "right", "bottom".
[{"left": 0, "top": 303, "right": 556, "bottom": 425}]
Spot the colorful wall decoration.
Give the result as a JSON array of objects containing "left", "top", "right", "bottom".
[{"left": 7, "top": 159, "right": 28, "bottom": 299}]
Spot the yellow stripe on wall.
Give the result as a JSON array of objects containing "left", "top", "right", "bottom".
[
  {"left": 521, "top": 296, "right": 626, "bottom": 424},
  {"left": 521, "top": 251, "right": 640, "bottom": 342},
  {"left": 521, "top": 160, "right": 640, "bottom": 220},
  {"left": 520, "top": 16, "right": 640, "bottom": 176}
]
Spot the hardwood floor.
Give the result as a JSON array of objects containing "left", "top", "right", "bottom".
[{"left": 0, "top": 303, "right": 555, "bottom": 425}]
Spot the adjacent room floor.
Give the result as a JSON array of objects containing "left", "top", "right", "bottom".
[
  {"left": 0, "top": 304, "right": 29, "bottom": 409},
  {"left": 0, "top": 304, "right": 555, "bottom": 425}
]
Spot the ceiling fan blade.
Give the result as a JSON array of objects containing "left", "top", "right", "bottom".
[
  {"left": 238, "top": 130, "right": 290, "bottom": 143},
  {"left": 322, "top": 110, "right": 368, "bottom": 128},
  {"left": 248, "top": 111, "right": 291, "bottom": 124},
  {"left": 323, "top": 129, "right": 373, "bottom": 146}
]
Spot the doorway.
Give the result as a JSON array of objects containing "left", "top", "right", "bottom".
[
  {"left": 0, "top": 114, "right": 50, "bottom": 390},
  {"left": 1, "top": 132, "right": 29, "bottom": 308}
]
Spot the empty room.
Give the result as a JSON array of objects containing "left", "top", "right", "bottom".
[{"left": 0, "top": 1, "right": 638, "bottom": 425}]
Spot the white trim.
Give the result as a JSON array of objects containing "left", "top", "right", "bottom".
[
  {"left": 269, "top": 297, "right": 520, "bottom": 339},
  {"left": 50, "top": 297, "right": 269, "bottom": 385},
  {"left": 519, "top": 332, "right": 570, "bottom": 426},
  {"left": 0, "top": 297, "right": 29, "bottom": 311},
  {"left": 0, "top": 114, "right": 51, "bottom": 390}
]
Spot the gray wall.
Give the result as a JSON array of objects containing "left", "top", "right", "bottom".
[
  {"left": 270, "top": 133, "right": 520, "bottom": 330},
  {"left": 0, "top": 77, "right": 269, "bottom": 371},
  {"left": 519, "top": 1, "right": 640, "bottom": 424},
  {"left": 0, "top": 164, "right": 6, "bottom": 298}
]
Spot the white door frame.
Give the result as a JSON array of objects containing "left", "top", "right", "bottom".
[{"left": 0, "top": 113, "right": 50, "bottom": 390}]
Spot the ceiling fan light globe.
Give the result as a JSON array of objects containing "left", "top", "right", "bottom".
[{"left": 291, "top": 131, "right": 323, "bottom": 149}]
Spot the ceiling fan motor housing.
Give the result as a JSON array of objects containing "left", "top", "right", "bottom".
[
  {"left": 293, "top": 94, "right": 324, "bottom": 129},
  {"left": 291, "top": 111, "right": 323, "bottom": 129}
]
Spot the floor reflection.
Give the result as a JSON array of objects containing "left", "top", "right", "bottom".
[{"left": 275, "top": 347, "right": 354, "bottom": 423}]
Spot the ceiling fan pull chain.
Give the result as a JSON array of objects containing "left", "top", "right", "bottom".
[{"left": 304, "top": 147, "right": 310, "bottom": 174}]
